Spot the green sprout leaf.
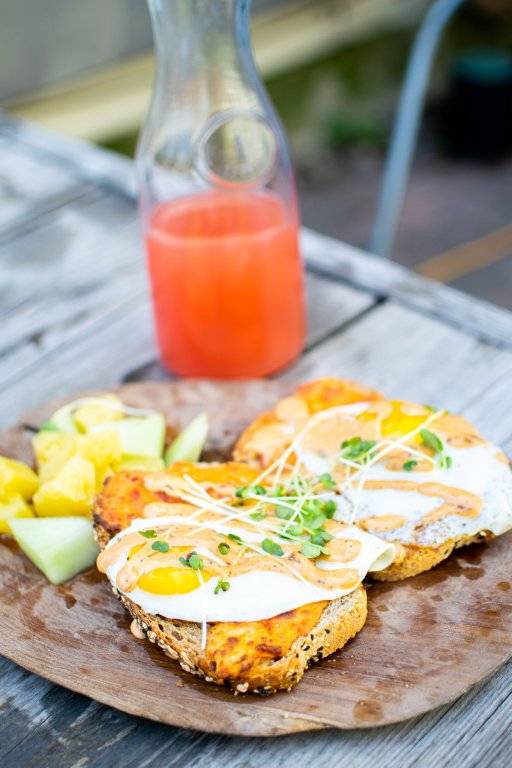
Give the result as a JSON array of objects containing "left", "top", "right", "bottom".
[
  {"left": 322, "top": 499, "right": 337, "bottom": 518},
  {"left": 311, "top": 530, "right": 332, "bottom": 545},
  {"left": 340, "top": 436, "right": 377, "bottom": 463},
  {"left": 300, "top": 542, "right": 324, "bottom": 559},
  {"left": 140, "top": 529, "right": 157, "bottom": 538},
  {"left": 261, "top": 538, "right": 284, "bottom": 557},
  {"left": 420, "top": 429, "right": 444, "bottom": 454},
  {"left": 319, "top": 472, "right": 336, "bottom": 489},
  {"left": 420, "top": 429, "right": 452, "bottom": 470},
  {"left": 179, "top": 551, "right": 203, "bottom": 570},
  {"left": 403, "top": 460, "right": 418, "bottom": 472},
  {"left": 151, "top": 540, "right": 170, "bottom": 553},
  {"left": 275, "top": 505, "right": 293, "bottom": 520},
  {"left": 214, "top": 579, "right": 230, "bottom": 595}
]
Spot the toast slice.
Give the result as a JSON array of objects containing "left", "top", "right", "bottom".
[
  {"left": 94, "top": 465, "right": 369, "bottom": 694},
  {"left": 233, "top": 377, "right": 384, "bottom": 467},
  {"left": 105, "top": 563, "right": 367, "bottom": 694}
]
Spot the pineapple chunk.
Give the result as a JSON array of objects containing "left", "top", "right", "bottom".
[
  {"left": 32, "top": 432, "right": 77, "bottom": 482},
  {"left": 74, "top": 395, "right": 124, "bottom": 433},
  {"left": 0, "top": 456, "right": 40, "bottom": 500},
  {"left": 33, "top": 455, "right": 96, "bottom": 517},
  {"left": 33, "top": 430, "right": 122, "bottom": 488},
  {"left": 0, "top": 494, "right": 34, "bottom": 534},
  {"left": 77, "top": 431, "right": 122, "bottom": 488}
]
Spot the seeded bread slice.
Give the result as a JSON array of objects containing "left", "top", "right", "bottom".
[{"left": 95, "top": 521, "right": 367, "bottom": 694}]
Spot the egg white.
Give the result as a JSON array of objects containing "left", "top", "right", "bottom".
[{"left": 103, "top": 515, "right": 394, "bottom": 623}]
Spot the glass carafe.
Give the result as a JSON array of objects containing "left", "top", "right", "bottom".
[{"left": 137, "top": 0, "right": 305, "bottom": 378}]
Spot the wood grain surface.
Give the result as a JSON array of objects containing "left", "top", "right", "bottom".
[{"left": 1, "top": 381, "right": 512, "bottom": 738}]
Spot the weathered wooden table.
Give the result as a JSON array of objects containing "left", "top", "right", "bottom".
[{"left": 1, "top": 114, "right": 512, "bottom": 767}]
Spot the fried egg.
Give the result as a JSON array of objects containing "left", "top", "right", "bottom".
[
  {"left": 100, "top": 515, "right": 394, "bottom": 623},
  {"left": 292, "top": 400, "right": 512, "bottom": 549}
]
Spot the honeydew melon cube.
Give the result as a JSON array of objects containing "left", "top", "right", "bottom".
[
  {"left": 10, "top": 516, "right": 99, "bottom": 584},
  {"left": 165, "top": 412, "right": 209, "bottom": 465},
  {"left": 114, "top": 455, "right": 165, "bottom": 472},
  {"left": 33, "top": 455, "right": 96, "bottom": 517},
  {"left": 39, "top": 403, "right": 78, "bottom": 434},
  {"left": 92, "top": 414, "right": 165, "bottom": 459},
  {"left": 0, "top": 494, "right": 34, "bottom": 534},
  {"left": 0, "top": 456, "right": 40, "bottom": 500}
]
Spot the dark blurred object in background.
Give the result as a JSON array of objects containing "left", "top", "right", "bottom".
[{"left": 440, "top": 49, "right": 512, "bottom": 162}]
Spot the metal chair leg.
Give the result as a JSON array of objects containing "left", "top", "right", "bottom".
[{"left": 370, "top": 0, "right": 466, "bottom": 258}]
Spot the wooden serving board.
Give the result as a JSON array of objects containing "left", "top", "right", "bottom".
[{"left": 1, "top": 380, "right": 512, "bottom": 737}]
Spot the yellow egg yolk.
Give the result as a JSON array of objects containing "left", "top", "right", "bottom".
[
  {"left": 137, "top": 567, "right": 212, "bottom": 595},
  {"left": 128, "top": 544, "right": 212, "bottom": 595},
  {"left": 380, "top": 401, "right": 427, "bottom": 442}
]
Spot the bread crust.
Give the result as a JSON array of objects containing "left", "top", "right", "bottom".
[
  {"left": 115, "top": 582, "right": 367, "bottom": 694},
  {"left": 374, "top": 533, "right": 493, "bottom": 582}
]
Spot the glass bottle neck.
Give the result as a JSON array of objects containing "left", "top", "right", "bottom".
[{"left": 147, "top": 0, "right": 253, "bottom": 77}]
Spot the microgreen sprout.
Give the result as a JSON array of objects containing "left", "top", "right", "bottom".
[
  {"left": 151, "top": 540, "right": 169, "bottom": 553},
  {"left": 261, "top": 538, "right": 284, "bottom": 557},
  {"left": 340, "top": 437, "right": 377, "bottom": 464},
  {"left": 236, "top": 484, "right": 266, "bottom": 499},
  {"left": 300, "top": 542, "right": 327, "bottom": 559},
  {"left": 319, "top": 472, "right": 336, "bottom": 489},
  {"left": 179, "top": 551, "right": 203, "bottom": 570},
  {"left": 420, "top": 429, "right": 452, "bottom": 470},
  {"left": 214, "top": 579, "right": 230, "bottom": 594},
  {"left": 420, "top": 429, "right": 443, "bottom": 453}
]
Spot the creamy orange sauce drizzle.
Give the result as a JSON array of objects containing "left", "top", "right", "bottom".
[
  {"left": 381, "top": 449, "right": 432, "bottom": 473},
  {"left": 241, "top": 396, "right": 484, "bottom": 476},
  {"left": 97, "top": 522, "right": 361, "bottom": 594},
  {"left": 300, "top": 414, "right": 379, "bottom": 458},
  {"left": 359, "top": 515, "right": 408, "bottom": 533},
  {"left": 359, "top": 479, "right": 482, "bottom": 528},
  {"left": 433, "top": 413, "right": 484, "bottom": 447}
]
